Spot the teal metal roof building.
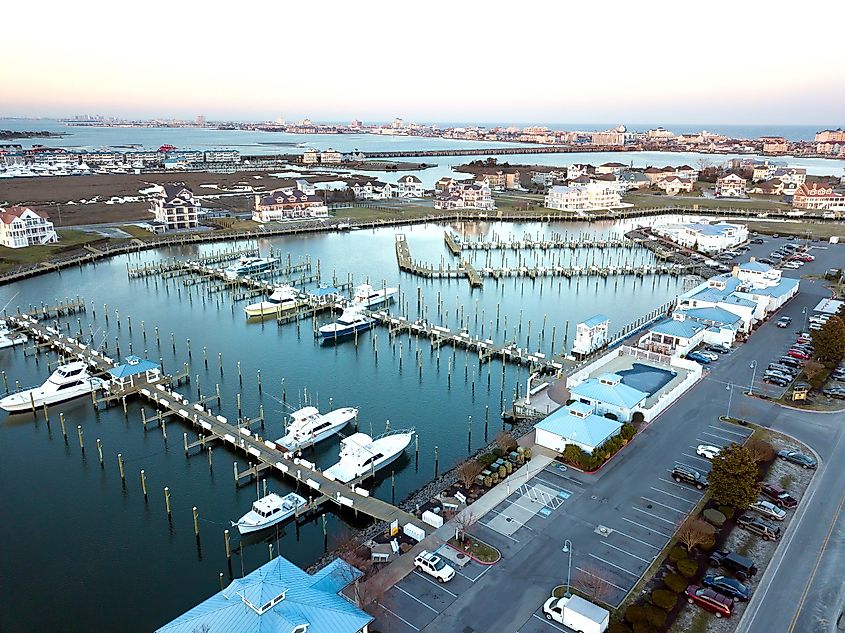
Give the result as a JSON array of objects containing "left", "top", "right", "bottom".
[
  {"left": 156, "top": 557, "right": 373, "bottom": 633},
  {"left": 570, "top": 373, "right": 649, "bottom": 410},
  {"left": 107, "top": 355, "right": 161, "bottom": 379},
  {"left": 535, "top": 402, "right": 623, "bottom": 453}
]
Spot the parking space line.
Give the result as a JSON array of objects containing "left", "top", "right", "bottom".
[
  {"left": 657, "top": 477, "right": 702, "bottom": 493},
  {"left": 575, "top": 566, "right": 628, "bottom": 592},
  {"left": 531, "top": 474, "right": 573, "bottom": 496},
  {"left": 701, "top": 430, "right": 738, "bottom": 443},
  {"left": 611, "top": 527, "right": 662, "bottom": 550},
  {"left": 486, "top": 507, "right": 535, "bottom": 531},
  {"left": 589, "top": 553, "right": 639, "bottom": 577},
  {"left": 478, "top": 520, "right": 520, "bottom": 543},
  {"left": 621, "top": 516, "right": 673, "bottom": 538},
  {"left": 632, "top": 506, "right": 677, "bottom": 526},
  {"left": 412, "top": 571, "right": 458, "bottom": 597},
  {"left": 649, "top": 486, "right": 697, "bottom": 504},
  {"left": 711, "top": 424, "right": 748, "bottom": 437},
  {"left": 682, "top": 452, "right": 714, "bottom": 465},
  {"left": 541, "top": 466, "right": 585, "bottom": 487},
  {"left": 641, "top": 496, "right": 688, "bottom": 514},
  {"left": 509, "top": 498, "right": 552, "bottom": 517},
  {"left": 393, "top": 585, "right": 440, "bottom": 614},
  {"left": 532, "top": 613, "right": 568, "bottom": 632},
  {"left": 603, "top": 541, "right": 653, "bottom": 564},
  {"left": 671, "top": 461, "right": 706, "bottom": 473},
  {"left": 375, "top": 600, "right": 421, "bottom": 631}
]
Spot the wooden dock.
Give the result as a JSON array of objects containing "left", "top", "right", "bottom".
[
  {"left": 5, "top": 305, "right": 432, "bottom": 535},
  {"left": 446, "top": 231, "right": 634, "bottom": 252}
]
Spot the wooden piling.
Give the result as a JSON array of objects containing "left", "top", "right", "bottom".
[
  {"left": 118, "top": 453, "right": 125, "bottom": 481},
  {"left": 141, "top": 469, "right": 147, "bottom": 497},
  {"left": 164, "top": 487, "right": 171, "bottom": 516}
]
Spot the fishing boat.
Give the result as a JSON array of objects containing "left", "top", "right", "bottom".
[
  {"left": 318, "top": 306, "right": 374, "bottom": 339},
  {"left": 0, "top": 362, "right": 105, "bottom": 413},
  {"left": 232, "top": 491, "right": 307, "bottom": 534},
  {"left": 0, "top": 327, "right": 26, "bottom": 349},
  {"left": 223, "top": 256, "right": 276, "bottom": 280},
  {"left": 276, "top": 405, "right": 358, "bottom": 451},
  {"left": 244, "top": 285, "right": 298, "bottom": 318},
  {"left": 323, "top": 429, "right": 415, "bottom": 484},
  {"left": 351, "top": 283, "right": 398, "bottom": 308}
]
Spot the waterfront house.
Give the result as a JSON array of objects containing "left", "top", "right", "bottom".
[
  {"left": 643, "top": 166, "right": 673, "bottom": 184},
  {"left": 155, "top": 556, "right": 373, "bottom": 633},
  {"left": 771, "top": 167, "right": 806, "bottom": 191},
  {"left": 567, "top": 163, "right": 593, "bottom": 181},
  {"left": 320, "top": 148, "right": 342, "bottom": 164},
  {"left": 657, "top": 176, "right": 694, "bottom": 196},
  {"left": 253, "top": 188, "right": 328, "bottom": 222},
  {"left": 569, "top": 373, "right": 648, "bottom": 423},
  {"left": 749, "top": 179, "right": 784, "bottom": 195},
  {"left": 619, "top": 171, "right": 651, "bottom": 190},
  {"left": 302, "top": 149, "right": 319, "bottom": 164},
  {"left": 674, "top": 165, "right": 699, "bottom": 181},
  {"left": 544, "top": 183, "right": 622, "bottom": 212},
  {"left": 149, "top": 184, "right": 200, "bottom": 230},
  {"left": 433, "top": 181, "right": 494, "bottom": 211},
  {"left": 0, "top": 205, "right": 58, "bottom": 248},
  {"left": 751, "top": 164, "right": 774, "bottom": 182},
  {"left": 596, "top": 162, "right": 627, "bottom": 176},
  {"left": 676, "top": 305, "right": 745, "bottom": 346},
  {"left": 435, "top": 177, "right": 456, "bottom": 193},
  {"left": 792, "top": 182, "right": 845, "bottom": 211},
  {"left": 351, "top": 180, "right": 394, "bottom": 200},
  {"left": 653, "top": 221, "right": 748, "bottom": 254},
  {"left": 714, "top": 173, "right": 747, "bottom": 198},
  {"left": 396, "top": 174, "right": 424, "bottom": 197},
  {"left": 534, "top": 401, "right": 623, "bottom": 455},
  {"left": 637, "top": 314, "right": 706, "bottom": 358}
]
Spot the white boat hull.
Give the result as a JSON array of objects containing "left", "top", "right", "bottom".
[
  {"left": 324, "top": 432, "right": 413, "bottom": 483},
  {"left": 244, "top": 301, "right": 298, "bottom": 318},
  {"left": 235, "top": 492, "right": 307, "bottom": 534},
  {"left": 277, "top": 407, "right": 356, "bottom": 451},
  {"left": 0, "top": 378, "right": 103, "bottom": 413}
]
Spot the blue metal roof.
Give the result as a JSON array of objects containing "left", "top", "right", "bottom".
[
  {"left": 680, "top": 306, "right": 742, "bottom": 326},
  {"left": 107, "top": 356, "right": 161, "bottom": 379},
  {"left": 570, "top": 374, "right": 648, "bottom": 409},
  {"left": 536, "top": 405, "right": 623, "bottom": 449},
  {"left": 751, "top": 277, "right": 799, "bottom": 298},
  {"left": 581, "top": 314, "right": 609, "bottom": 328},
  {"left": 650, "top": 318, "right": 705, "bottom": 339},
  {"left": 738, "top": 260, "right": 772, "bottom": 273},
  {"left": 685, "top": 222, "right": 739, "bottom": 236},
  {"left": 156, "top": 557, "right": 372, "bottom": 633}
]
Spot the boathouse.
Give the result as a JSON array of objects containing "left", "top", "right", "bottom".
[
  {"left": 156, "top": 556, "right": 373, "bottom": 633},
  {"left": 106, "top": 356, "right": 162, "bottom": 389}
]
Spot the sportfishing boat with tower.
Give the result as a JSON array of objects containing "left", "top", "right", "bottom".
[
  {"left": 323, "top": 428, "right": 415, "bottom": 483},
  {"left": 276, "top": 405, "right": 358, "bottom": 451},
  {"left": 351, "top": 283, "right": 398, "bottom": 308},
  {"left": 0, "top": 362, "right": 105, "bottom": 413},
  {"left": 244, "top": 285, "right": 298, "bottom": 318}
]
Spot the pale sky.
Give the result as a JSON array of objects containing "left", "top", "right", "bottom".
[{"left": 3, "top": 0, "right": 844, "bottom": 124}]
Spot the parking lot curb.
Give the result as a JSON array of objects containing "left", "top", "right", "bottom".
[{"left": 445, "top": 540, "right": 500, "bottom": 566}]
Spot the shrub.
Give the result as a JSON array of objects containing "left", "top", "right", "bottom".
[
  {"left": 669, "top": 545, "right": 688, "bottom": 562},
  {"left": 677, "top": 558, "right": 699, "bottom": 578},
  {"left": 703, "top": 508, "right": 726, "bottom": 527},
  {"left": 642, "top": 604, "right": 667, "bottom": 628},
  {"left": 621, "top": 423, "right": 636, "bottom": 440},
  {"left": 608, "top": 621, "right": 633, "bottom": 633},
  {"left": 625, "top": 604, "right": 647, "bottom": 624},
  {"left": 632, "top": 622, "right": 656, "bottom": 633},
  {"left": 651, "top": 589, "right": 678, "bottom": 611},
  {"left": 491, "top": 447, "right": 504, "bottom": 458},
  {"left": 663, "top": 573, "right": 687, "bottom": 593},
  {"left": 477, "top": 453, "right": 496, "bottom": 468},
  {"left": 718, "top": 505, "right": 735, "bottom": 520},
  {"left": 700, "top": 536, "right": 716, "bottom": 551}
]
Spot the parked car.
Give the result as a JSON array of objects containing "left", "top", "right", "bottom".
[
  {"left": 758, "top": 258, "right": 774, "bottom": 265},
  {"left": 687, "top": 352, "right": 711, "bottom": 364},
  {"left": 697, "top": 350, "right": 719, "bottom": 361},
  {"left": 778, "top": 357, "right": 803, "bottom": 369},
  {"left": 672, "top": 464, "right": 708, "bottom": 490},
  {"left": 702, "top": 574, "right": 751, "bottom": 601},
  {"left": 685, "top": 585, "right": 733, "bottom": 618},
  {"left": 776, "top": 316, "right": 792, "bottom": 328},
  {"left": 823, "top": 386, "right": 845, "bottom": 399},
  {"left": 768, "top": 363, "right": 798, "bottom": 376},
  {"left": 760, "top": 483, "right": 798, "bottom": 508},
  {"left": 696, "top": 444, "right": 721, "bottom": 460},
  {"left": 796, "top": 336, "right": 812, "bottom": 345},
  {"left": 414, "top": 551, "right": 456, "bottom": 582},
  {"left": 777, "top": 450, "right": 817, "bottom": 469},
  {"left": 736, "top": 514, "right": 782, "bottom": 540},
  {"left": 708, "top": 550, "right": 758, "bottom": 581},
  {"left": 788, "top": 349, "right": 811, "bottom": 360},
  {"left": 764, "top": 376, "right": 788, "bottom": 387},
  {"left": 707, "top": 344, "right": 731, "bottom": 354},
  {"left": 749, "top": 500, "right": 787, "bottom": 521}
]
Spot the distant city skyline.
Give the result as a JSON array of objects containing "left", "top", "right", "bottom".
[{"left": 4, "top": 1, "right": 844, "bottom": 125}]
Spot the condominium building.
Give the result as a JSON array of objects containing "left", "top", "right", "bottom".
[
  {"left": 252, "top": 189, "right": 328, "bottom": 222},
  {"left": 715, "top": 173, "right": 747, "bottom": 198},
  {"left": 792, "top": 182, "right": 845, "bottom": 211},
  {"left": 544, "top": 183, "right": 622, "bottom": 211},
  {"left": 434, "top": 181, "right": 494, "bottom": 210},
  {"left": 149, "top": 184, "right": 200, "bottom": 230},
  {"left": 0, "top": 206, "right": 58, "bottom": 248}
]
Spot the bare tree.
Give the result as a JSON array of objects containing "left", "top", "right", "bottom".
[
  {"left": 677, "top": 517, "right": 716, "bottom": 553},
  {"left": 457, "top": 458, "right": 484, "bottom": 488},
  {"left": 696, "top": 157, "right": 712, "bottom": 172},
  {"left": 495, "top": 431, "right": 517, "bottom": 453},
  {"left": 454, "top": 510, "right": 478, "bottom": 544},
  {"left": 803, "top": 360, "right": 825, "bottom": 382},
  {"left": 744, "top": 437, "right": 775, "bottom": 463},
  {"left": 573, "top": 564, "right": 614, "bottom": 603}
]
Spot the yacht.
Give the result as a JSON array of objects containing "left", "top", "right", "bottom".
[
  {"left": 244, "top": 285, "right": 298, "bottom": 318},
  {"left": 0, "top": 362, "right": 105, "bottom": 413},
  {"left": 276, "top": 405, "right": 358, "bottom": 451},
  {"left": 223, "top": 256, "right": 276, "bottom": 280},
  {"left": 318, "top": 305, "right": 374, "bottom": 339},
  {"left": 323, "top": 429, "right": 415, "bottom": 483},
  {"left": 351, "top": 283, "right": 398, "bottom": 308},
  {"left": 0, "top": 327, "right": 26, "bottom": 349},
  {"left": 232, "top": 491, "right": 307, "bottom": 534}
]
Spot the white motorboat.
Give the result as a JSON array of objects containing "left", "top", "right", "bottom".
[
  {"left": 351, "top": 283, "right": 398, "bottom": 308},
  {"left": 276, "top": 405, "right": 358, "bottom": 451},
  {"left": 318, "top": 305, "right": 374, "bottom": 339},
  {"left": 0, "top": 328, "right": 26, "bottom": 349},
  {"left": 223, "top": 256, "right": 276, "bottom": 280},
  {"left": 232, "top": 491, "right": 307, "bottom": 534},
  {"left": 244, "top": 285, "right": 298, "bottom": 318},
  {"left": 0, "top": 361, "right": 105, "bottom": 413},
  {"left": 323, "top": 429, "right": 415, "bottom": 484}
]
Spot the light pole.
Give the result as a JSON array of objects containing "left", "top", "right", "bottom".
[
  {"left": 748, "top": 361, "right": 757, "bottom": 396},
  {"left": 726, "top": 383, "right": 733, "bottom": 420},
  {"left": 802, "top": 307, "right": 808, "bottom": 332},
  {"left": 561, "top": 539, "right": 573, "bottom": 597}
]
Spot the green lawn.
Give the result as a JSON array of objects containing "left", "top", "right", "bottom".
[{"left": 0, "top": 230, "right": 108, "bottom": 272}]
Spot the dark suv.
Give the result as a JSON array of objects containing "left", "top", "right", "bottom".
[
  {"left": 709, "top": 550, "right": 758, "bottom": 581},
  {"left": 760, "top": 483, "right": 798, "bottom": 508},
  {"left": 672, "top": 464, "right": 708, "bottom": 490},
  {"left": 737, "top": 514, "right": 781, "bottom": 541}
]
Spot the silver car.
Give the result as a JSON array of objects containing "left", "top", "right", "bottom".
[{"left": 750, "top": 500, "right": 786, "bottom": 521}]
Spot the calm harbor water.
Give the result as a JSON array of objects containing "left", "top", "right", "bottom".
[{"left": 0, "top": 219, "right": 686, "bottom": 632}]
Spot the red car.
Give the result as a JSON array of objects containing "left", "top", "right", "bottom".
[
  {"left": 685, "top": 585, "right": 734, "bottom": 618},
  {"left": 800, "top": 254, "right": 815, "bottom": 262},
  {"left": 788, "top": 349, "right": 811, "bottom": 360},
  {"left": 796, "top": 337, "right": 812, "bottom": 345}
]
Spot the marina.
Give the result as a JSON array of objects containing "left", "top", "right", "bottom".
[{"left": 0, "top": 219, "right": 687, "bottom": 631}]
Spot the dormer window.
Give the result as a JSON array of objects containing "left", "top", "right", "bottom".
[{"left": 292, "top": 625, "right": 308, "bottom": 633}]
